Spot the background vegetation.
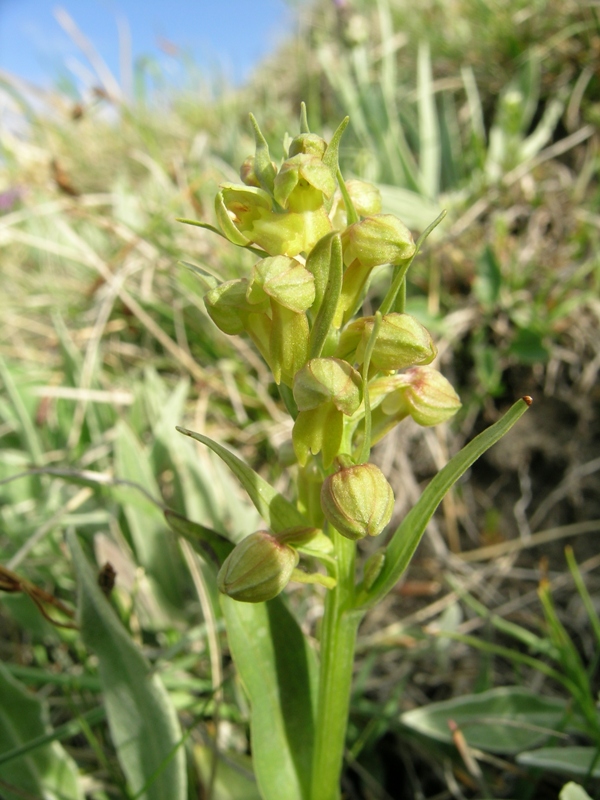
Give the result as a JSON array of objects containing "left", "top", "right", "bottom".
[{"left": 0, "top": 0, "right": 599, "bottom": 797}]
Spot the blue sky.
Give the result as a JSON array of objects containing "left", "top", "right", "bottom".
[{"left": 0, "top": 0, "right": 294, "bottom": 91}]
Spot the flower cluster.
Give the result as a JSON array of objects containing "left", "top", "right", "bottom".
[{"left": 193, "top": 113, "right": 461, "bottom": 602}]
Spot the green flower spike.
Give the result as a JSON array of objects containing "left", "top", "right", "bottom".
[
  {"left": 292, "top": 358, "right": 362, "bottom": 467},
  {"left": 321, "top": 462, "right": 395, "bottom": 541},
  {"left": 337, "top": 312, "right": 437, "bottom": 374},
  {"left": 217, "top": 531, "right": 299, "bottom": 603},
  {"left": 338, "top": 214, "right": 416, "bottom": 323}
]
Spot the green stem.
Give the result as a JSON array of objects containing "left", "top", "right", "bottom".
[{"left": 311, "top": 531, "right": 363, "bottom": 800}]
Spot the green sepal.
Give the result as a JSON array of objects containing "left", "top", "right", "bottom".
[
  {"left": 322, "top": 117, "right": 349, "bottom": 181},
  {"left": 176, "top": 427, "right": 308, "bottom": 532},
  {"left": 248, "top": 256, "right": 315, "bottom": 313},
  {"left": 300, "top": 102, "right": 310, "bottom": 133},
  {"left": 269, "top": 304, "right": 309, "bottom": 386},
  {"left": 356, "top": 397, "right": 532, "bottom": 609},
  {"left": 164, "top": 509, "right": 234, "bottom": 571},
  {"left": 292, "top": 405, "right": 344, "bottom": 468},
  {"left": 249, "top": 113, "right": 277, "bottom": 195},
  {"left": 215, "top": 191, "right": 251, "bottom": 247},
  {"left": 308, "top": 233, "right": 343, "bottom": 359}
]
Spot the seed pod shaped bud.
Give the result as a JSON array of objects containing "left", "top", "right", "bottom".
[
  {"left": 217, "top": 531, "right": 299, "bottom": 603},
  {"left": 341, "top": 214, "right": 415, "bottom": 269},
  {"left": 247, "top": 256, "right": 315, "bottom": 313},
  {"left": 337, "top": 313, "right": 436, "bottom": 372},
  {"left": 321, "top": 463, "right": 394, "bottom": 540},
  {"left": 381, "top": 366, "right": 462, "bottom": 426},
  {"left": 294, "top": 358, "right": 362, "bottom": 415},
  {"left": 274, "top": 154, "right": 336, "bottom": 211},
  {"left": 288, "top": 133, "right": 328, "bottom": 159}
]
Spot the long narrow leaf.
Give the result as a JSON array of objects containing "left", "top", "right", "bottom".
[
  {"left": 67, "top": 531, "right": 187, "bottom": 800},
  {"left": 357, "top": 398, "right": 531, "bottom": 608}
]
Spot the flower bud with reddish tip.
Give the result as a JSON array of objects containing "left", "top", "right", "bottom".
[
  {"left": 381, "top": 366, "right": 462, "bottom": 426},
  {"left": 321, "top": 463, "right": 394, "bottom": 540},
  {"left": 217, "top": 531, "right": 299, "bottom": 603},
  {"left": 239, "top": 156, "right": 261, "bottom": 188}
]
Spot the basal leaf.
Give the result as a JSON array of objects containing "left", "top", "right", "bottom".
[
  {"left": 401, "top": 686, "right": 567, "bottom": 755},
  {"left": 518, "top": 747, "right": 600, "bottom": 778},
  {"left": 67, "top": 530, "right": 187, "bottom": 800},
  {"left": 222, "top": 595, "right": 319, "bottom": 800}
]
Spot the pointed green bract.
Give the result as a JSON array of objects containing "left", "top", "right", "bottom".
[
  {"left": 176, "top": 427, "right": 308, "bottom": 531},
  {"left": 357, "top": 398, "right": 531, "bottom": 608}
]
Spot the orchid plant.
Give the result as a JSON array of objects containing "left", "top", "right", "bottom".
[{"left": 177, "top": 106, "right": 530, "bottom": 800}]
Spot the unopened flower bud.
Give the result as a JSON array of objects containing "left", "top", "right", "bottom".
[
  {"left": 337, "top": 313, "right": 436, "bottom": 372},
  {"left": 217, "top": 531, "right": 299, "bottom": 603},
  {"left": 346, "top": 179, "right": 382, "bottom": 217},
  {"left": 321, "top": 463, "right": 394, "bottom": 540},
  {"left": 205, "top": 279, "right": 259, "bottom": 335},
  {"left": 247, "top": 256, "right": 315, "bottom": 313},
  {"left": 288, "top": 133, "right": 328, "bottom": 158},
  {"left": 381, "top": 366, "right": 462, "bottom": 426},
  {"left": 341, "top": 214, "right": 415, "bottom": 269},
  {"left": 294, "top": 358, "right": 362, "bottom": 415}
]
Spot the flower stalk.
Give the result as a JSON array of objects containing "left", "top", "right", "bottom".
[{"left": 178, "top": 105, "right": 529, "bottom": 800}]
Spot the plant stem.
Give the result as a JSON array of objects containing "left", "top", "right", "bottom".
[{"left": 311, "top": 530, "right": 363, "bottom": 800}]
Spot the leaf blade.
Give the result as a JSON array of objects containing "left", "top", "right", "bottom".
[{"left": 67, "top": 530, "right": 187, "bottom": 800}]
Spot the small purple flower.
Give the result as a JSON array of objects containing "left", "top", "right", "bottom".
[{"left": 0, "top": 187, "right": 24, "bottom": 212}]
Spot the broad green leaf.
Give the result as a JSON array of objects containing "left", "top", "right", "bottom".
[
  {"left": 194, "top": 746, "right": 261, "bottom": 800},
  {"left": 358, "top": 398, "right": 530, "bottom": 608},
  {"left": 0, "top": 662, "right": 83, "bottom": 800},
  {"left": 176, "top": 427, "right": 307, "bottom": 532},
  {"left": 518, "top": 747, "right": 600, "bottom": 778},
  {"left": 401, "top": 687, "right": 568, "bottom": 755},
  {"left": 67, "top": 530, "right": 187, "bottom": 800},
  {"left": 222, "top": 595, "right": 319, "bottom": 800}
]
